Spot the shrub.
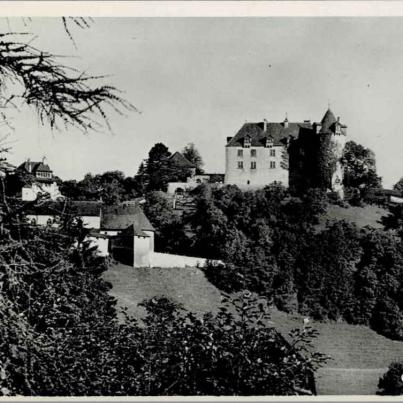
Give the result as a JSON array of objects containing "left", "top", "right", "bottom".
[{"left": 378, "top": 362, "right": 403, "bottom": 395}]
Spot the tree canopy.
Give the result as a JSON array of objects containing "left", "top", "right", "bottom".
[{"left": 342, "top": 141, "right": 382, "bottom": 191}]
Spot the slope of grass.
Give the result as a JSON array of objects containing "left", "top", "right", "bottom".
[
  {"left": 104, "top": 262, "right": 403, "bottom": 395},
  {"left": 270, "top": 309, "right": 403, "bottom": 395},
  {"left": 103, "top": 263, "right": 222, "bottom": 319},
  {"left": 317, "top": 204, "right": 388, "bottom": 230}
]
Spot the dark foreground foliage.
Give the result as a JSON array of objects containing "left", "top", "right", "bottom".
[
  {"left": 0, "top": 198, "right": 326, "bottom": 396},
  {"left": 378, "top": 362, "right": 403, "bottom": 395}
]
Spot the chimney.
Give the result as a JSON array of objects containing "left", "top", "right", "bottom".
[{"left": 263, "top": 119, "right": 268, "bottom": 132}]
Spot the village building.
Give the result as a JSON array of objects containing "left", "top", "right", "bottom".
[
  {"left": 167, "top": 151, "right": 224, "bottom": 196},
  {"left": 99, "top": 203, "right": 155, "bottom": 267},
  {"left": 225, "top": 108, "right": 347, "bottom": 198},
  {"left": 26, "top": 200, "right": 102, "bottom": 228},
  {"left": 24, "top": 198, "right": 210, "bottom": 268},
  {"left": 17, "top": 159, "right": 63, "bottom": 201},
  {"left": 25, "top": 200, "right": 155, "bottom": 267}
]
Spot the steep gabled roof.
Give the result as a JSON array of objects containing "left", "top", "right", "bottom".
[
  {"left": 169, "top": 152, "right": 196, "bottom": 168},
  {"left": 35, "top": 162, "right": 52, "bottom": 172},
  {"left": 226, "top": 121, "right": 312, "bottom": 147},
  {"left": 320, "top": 108, "right": 337, "bottom": 133},
  {"left": 101, "top": 204, "right": 154, "bottom": 232},
  {"left": 18, "top": 160, "right": 53, "bottom": 174}
]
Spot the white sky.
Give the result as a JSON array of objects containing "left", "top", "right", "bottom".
[{"left": 3, "top": 17, "right": 403, "bottom": 188}]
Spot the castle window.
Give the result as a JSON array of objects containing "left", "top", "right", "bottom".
[
  {"left": 237, "top": 149, "right": 243, "bottom": 157},
  {"left": 270, "top": 161, "right": 276, "bottom": 169},
  {"left": 270, "top": 149, "right": 276, "bottom": 157},
  {"left": 251, "top": 149, "right": 257, "bottom": 157},
  {"left": 251, "top": 161, "right": 256, "bottom": 169},
  {"left": 238, "top": 161, "right": 243, "bottom": 169}
]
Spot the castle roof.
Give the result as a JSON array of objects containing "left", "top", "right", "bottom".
[
  {"left": 320, "top": 108, "right": 337, "bottom": 133},
  {"left": 226, "top": 121, "right": 312, "bottom": 147},
  {"left": 317, "top": 108, "right": 348, "bottom": 134},
  {"left": 169, "top": 152, "right": 196, "bottom": 168}
]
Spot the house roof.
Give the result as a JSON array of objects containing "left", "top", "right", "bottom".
[
  {"left": 226, "top": 121, "right": 312, "bottom": 147},
  {"left": 18, "top": 160, "right": 53, "bottom": 174},
  {"left": 25, "top": 200, "right": 102, "bottom": 217},
  {"left": 120, "top": 223, "right": 150, "bottom": 238},
  {"left": 101, "top": 204, "right": 154, "bottom": 232},
  {"left": 169, "top": 152, "right": 196, "bottom": 168}
]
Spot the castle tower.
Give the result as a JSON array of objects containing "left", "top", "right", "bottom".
[{"left": 314, "top": 108, "right": 347, "bottom": 198}]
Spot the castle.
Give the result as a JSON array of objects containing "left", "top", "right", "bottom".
[{"left": 225, "top": 108, "right": 347, "bottom": 198}]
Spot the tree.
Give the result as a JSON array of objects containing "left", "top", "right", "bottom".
[
  {"left": 182, "top": 143, "right": 204, "bottom": 174},
  {"left": 135, "top": 295, "right": 326, "bottom": 395},
  {"left": 378, "top": 361, "right": 403, "bottom": 395},
  {"left": 60, "top": 171, "right": 140, "bottom": 204},
  {"left": 136, "top": 143, "right": 193, "bottom": 192},
  {"left": 342, "top": 141, "right": 382, "bottom": 192},
  {"left": 145, "top": 143, "right": 173, "bottom": 191},
  {"left": 0, "top": 24, "right": 134, "bottom": 132},
  {"left": 0, "top": 20, "right": 134, "bottom": 395},
  {"left": 393, "top": 177, "right": 403, "bottom": 194},
  {"left": 143, "top": 191, "right": 191, "bottom": 253}
]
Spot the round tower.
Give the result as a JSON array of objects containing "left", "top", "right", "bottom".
[{"left": 316, "top": 108, "right": 347, "bottom": 199}]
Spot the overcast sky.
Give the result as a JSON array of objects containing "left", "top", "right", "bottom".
[{"left": 3, "top": 17, "right": 403, "bottom": 188}]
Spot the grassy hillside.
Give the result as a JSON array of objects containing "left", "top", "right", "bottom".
[
  {"left": 271, "top": 309, "right": 403, "bottom": 395},
  {"left": 103, "top": 263, "right": 222, "bottom": 319},
  {"left": 317, "top": 204, "right": 388, "bottom": 230},
  {"left": 104, "top": 262, "right": 403, "bottom": 395}
]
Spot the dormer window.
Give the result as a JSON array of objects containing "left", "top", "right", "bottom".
[
  {"left": 265, "top": 138, "right": 274, "bottom": 148},
  {"left": 244, "top": 136, "right": 251, "bottom": 148}
]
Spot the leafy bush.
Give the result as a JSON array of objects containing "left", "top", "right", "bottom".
[{"left": 378, "top": 362, "right": 403, "bottom": 395}]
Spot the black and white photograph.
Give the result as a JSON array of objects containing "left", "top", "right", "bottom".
[{"left": 1, "top": 2, "right": 403, "bottom": 397}]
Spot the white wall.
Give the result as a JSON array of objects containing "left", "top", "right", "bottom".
[
  {"left": 87, "top": 236, "right": 109, "bottom": 256},
  {"left": 22, "top": 182, "right": 63, "bottom": 201},
  {"left": 26, "top": 214, "right": 57, "bottom": 226},
  {"left": 225, "top": 146, "right": 288, "bottom": 188},
  {"left": 27, "top": 214, "right": 100, "bottom": 229},
  {"left": 143, "top": 230, "right": 154, "bottom": 252},
  {"left": 133, "top": 236, "right": 151, "bottom": 267},
  {"left": 100, "top": 230, "right": 119, "bottom": 236},
  {"left": 82, "top": 216, "right": 101, "bottom": 229},
  {"left": 167, "top": 181, "right": 197, "bottom": 195},
  {"left": 150, "top": 252, "right": 209, "bottom": 268}
]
